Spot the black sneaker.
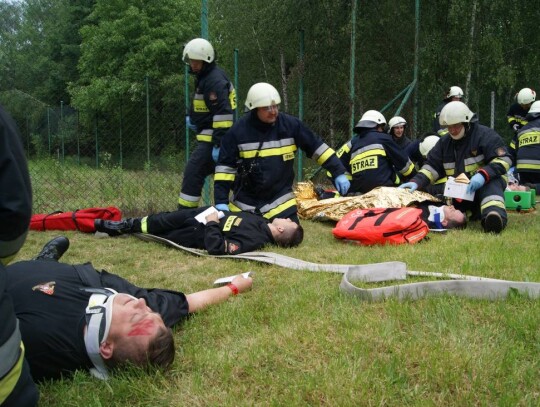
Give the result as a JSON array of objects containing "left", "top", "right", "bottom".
[
  {"left": 483, "top": 212, "right": 503, "bottom": 234},
  {"left": 33, "top": 236, "right": 70, "bottom": 261},
  {"left": 94, "top": 219, "right": 135, "bottom": 236}
]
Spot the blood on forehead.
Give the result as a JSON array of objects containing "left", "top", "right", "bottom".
[{"left": 128, "top": 319, "right": 155, "bottom": 337}]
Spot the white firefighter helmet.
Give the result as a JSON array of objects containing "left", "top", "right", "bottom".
[
  {"left": 388, "top": 116, "right": 407, "bottom": 132},
  {"left": 527, "top": 100, "right": 540, "bottom": 118},
  {"left": 355, "top": 110, "right": 386, "bottom": 129},
  {"left": 446, "top": 86, "right": 464, "bottom": 99},
  {"left": 419, "top": 135, "right": 440, "bottom": 157},
  {"left": 183, "top": 38, "right": 215, "bottom": 64},
  {"left": 517, "top": 88, "right": 536, "bottom": 105},
  {"left": 439, "top": 101, "right": 474, "bottom": 126},
  {"left": 245, "top": 82, "right": 281, "bottom": 110}
]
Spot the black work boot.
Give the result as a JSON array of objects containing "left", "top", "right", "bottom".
[
  {"left": 94, "top": 218, "right": 136, "bottom": 236},
  {"left": 483, "top": 211, "right": 503, "bottom": 234},
  {"left": 33, "top": 236, "right": 70, "bottom": 261}
]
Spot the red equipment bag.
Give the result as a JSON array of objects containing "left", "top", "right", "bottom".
[
  {"left": 30, "top": 207, "right": 122, "bottom": 233},
  {"left": 332, "top": 207, "right": 429, "bottom": 246}
]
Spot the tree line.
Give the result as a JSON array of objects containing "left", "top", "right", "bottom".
[{"left": 1, "top": 0, "right": 539, "bottom": 160}]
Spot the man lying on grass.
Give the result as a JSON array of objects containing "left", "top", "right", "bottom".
[
  {"left": 95, "top": 206, "right": 304, "bottom": 254},
  {"left": 8, "top": 236, "right": 253, "bottom": 381}
]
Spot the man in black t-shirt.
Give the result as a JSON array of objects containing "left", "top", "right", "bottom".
[{"left": 7, "top": 239, "right": 253, "bottom": 382}]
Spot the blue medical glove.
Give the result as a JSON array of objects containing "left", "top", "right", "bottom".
[
  {"left": 212, "top": 146, "right": 220, "bottom": 163},
  {"left": 215, "top": 203, "right": 230, "bottom": 212},
  {"left": 399, "top": 181, "right": 418, "bottom": 192},
  {"left": 467, "top": 173, "right": 485, "bottom": 194},
  {"left": 334, "top": 174, "right": 350, "bottom": 196},
  {"left": 185, "top": 116, "right": 197, "bottom": 131}
]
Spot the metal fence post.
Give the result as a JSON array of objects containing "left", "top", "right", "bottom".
[
  {"left": 47, "top": 107, "right": 51, "bottom": 155},
  {"left": 145, "top": 75, "right": 150, "bottom": 165},
  {"left": 95, "top": 112, "right": 99, "bottom": 168},
  {"left": 490, "top": 91, "right": 495, "bottom": 129},
  {"left": 297, "top": 29, "right": 305, "bottom": 182},
  {"left": 60, "top": 100, "right": 65, "bottom": 163}
]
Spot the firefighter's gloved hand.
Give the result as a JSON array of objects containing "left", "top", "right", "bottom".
[
  {"left": 399, "top": 182, "right": 418, "bottom": 192},
  {"left": 467, "top": 173, "right": 485, "bottom": 194},
  {"left": 185, "top": 116, "right": 197, "bottom": 131},
  {"left": 512, "top": 123, "right": 520, "bottom": 133},
  {"left": 334, "top": 174, "right": 350, "bottom": 196},
  {"left": 215, "top": 203, "right": 230, "bottom": 212},
  {"left": 212, "top": 146, "right": 220, "bottom": 163}
]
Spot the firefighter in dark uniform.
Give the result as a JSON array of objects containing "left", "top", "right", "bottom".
[
  {"left": 512, "top": 101, "right": 540, "bottom": 194},
  {"left": 507, "top": 87, "right": 536, "bottom": 155},
  {"left": 213, "top": 82, "right": 349, "bottom": 222},
  {"left": 432, "top": 86, "right": 464, "bottom": 136},
  {"left": 0, "top": 104, "right": 39, "bottom": 406},
  {"left": 405, "top": 134, "right": 446, "bottom": 196},
  {"left": 95, "top": 206, "right": 303, "bottom": 255},
  {"left": 334, "top": 110, "right": 416, "bottom": 194},
  {"left": 178, "top": 38, "right": 237, "bottom": 209},
  {"left": 401, "top": 101, "right": 512, "bottom": 234},
  {"left": 388, "top": 116, "right": 412, "bottom": 150},
  {"left": 6, "top": 239, "right": 252, "bottom": 382}
]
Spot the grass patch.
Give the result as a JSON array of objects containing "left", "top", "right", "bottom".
[{"left": 16, "top": 207, "right": 540, "bottom": 406}]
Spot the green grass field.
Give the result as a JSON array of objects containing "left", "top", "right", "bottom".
[{"left": 17, "top": 205, "right": 540, "bottom": 406}]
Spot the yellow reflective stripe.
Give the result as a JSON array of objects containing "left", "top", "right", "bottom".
[
  {"left": 196, "top": 134, "right": 213, "bottom": 142},
  {"left": 229, "top": 89, "right": 237, "bottom": 109},
  {"left": 402, "top": 162, "right": 415, "bottom": 177},
  {"left": 141, "top": 216, "right": 149, "bottom": 234},
  {"left": 222, "top": 216, "right": 237, "bottom": 232},
  {"left": 316, "top": 148, "right": 335, "bottom": 165},
  {"left": 517, "top": 163, "right": 540, "bottom": 170},
  {"left": 239, "top": 145, "right": 297, "bottom": 159},
  {"left": 419, "top": 168, "right": 435, "bottom": 183},
  {"left": 263, "top": 198, "right": 297, "bottom": 220},
  {"left": 177, "top": 197, "right": 199, "bottom": 208},
  {"left": 437, "top": 128, "right": 449, "bottom": 136},
  {"left": 434, "top": 177, "right": 447, "bottom": 185},
  {"left": 444, "top": 168, "right": 455, "bottom": 176},
  {"left": 214, "top": 172, "right": 235, "bottom": 181},
  {"left": 491, "top": 158, "right": 511, "bottom": 171},
  {"left": 213, "top": 120, "right": 233, "bottom": 129},
  {"left": 228, "top": 202, "right": 242, "bottom": 212},
  {"left": 464, "top": 163, "right": 481, "bottom": 173},
  {"left": 336, "top": 143, "right": 351, "bottom": 157},
  {"left": 193, "top": 99, "right": 209, "bottom": 112},
  {"left": 481, "top": 200, "right": 506, "bottom": 211},
  {"left": 509, "top": 141, "right": 516, "bottom": 149},
  {"left": 0, "top": 344, "right": 24, "bottom": 405},
  {"left": 351, "top": 148, "right": 386, "bottom": 162}
]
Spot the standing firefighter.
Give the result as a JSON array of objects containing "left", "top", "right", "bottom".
[
  {"left": 432, "top": 85, "right": 464, "bottom": 136},
  {"left": 178, "top": 38, "right": 237, "bottom": 209},
  {"left": 214, "top": 82, "right": 349, "bottom": 222},
  {"left": 507, "top": 87, "right": 536, "bottom": 143},
  {"left": 401, "top": 101, "right": 512, "bottom": 234},
  {"left": 0, "top": 104, "right": 39, "bottom": 406},
  {"left": 511, "top": 100, "right": 540, "bottom": 194}
]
